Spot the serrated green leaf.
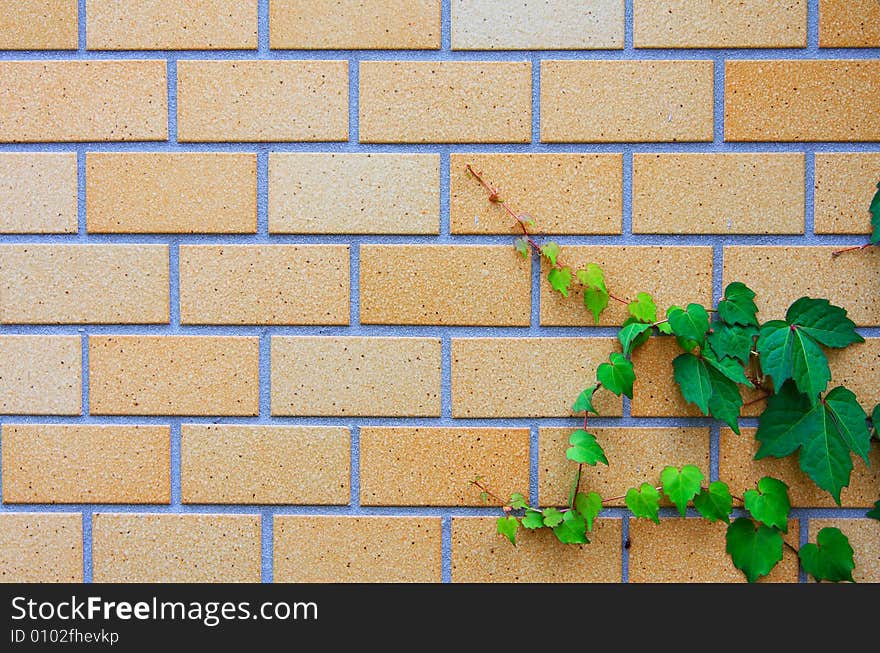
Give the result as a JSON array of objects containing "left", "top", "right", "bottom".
[
  {"left": 576, "top": 263, "right": 605, "bottom": 290},
  {"left": 497, "top": 516, "right": 519, "bottom": 545},
  {"left": 572, "top": 385, "right": 599, "bottom": 415},
  {"left": 706, "top": 363, "right": 744, "bottom": 434},
  {"left": 540, "top": 241, "right": 560, "bottom": 266},
  {"left": 521, "top": 509, "right": 545, "bottom": 529},
  {"left": 867, "top": 500, "right": 880, "bottom": 521},
  {"left": 786, "top": 297, "right": 864, "bottom": 349},
  {"left": 575, "top": 491, "right": 602, "bottom": 532},
  {"left": 657, "top": 321, "right": 673, "bottom": 335},
  {"left": 870, "top": 181, "right": 880, "bottom": 245},
  {"left": 566, "top": 429, "right": 608, "bottom": 466},
  {"left": 744, "top": 477, "right": 790, "bottom": 533},
  {"left": 626, "top": 483, "right": 660, "bottom": 524},
  {"left": 510, "top": 493, "right": 528, "bottom": 510},
  {"left": 542, "top": 507, "right": 564, "bottom": 528},
  {"left": 694, "top": 481, "right": 732, "bottom": 523},
  {"left": 725, "top": 518, "right": 784, "bottom": 583},
  {"left": 754, "top": 381, "right": 815, "bottom": 458},
  {"left": 757, "top": 320, "right": 830, "bottom": 402},
  {"left": 708, "top": 321, "right": 758, "bottom": 364},
  {"left": 553, "top": 510, "right": 589, "bottom": 544},
  {"left": 577, "top": 264, "right": 609, "bottom": 324},
  {"left": 718, "top": 282, "right": 759, "bottom": 327},
  {"left": 825, "top": 386, "right": 871, "bottom": 464},
  {"left": 514, "top": 237, "right": 530, "bottom": 259},
  {"left": 628, "top": 292, "right": 657, "bottom": 323},
  {"left": 799, "top": 527, "right": 855, "bottom": 583},
  {"left": 548, "top": 266, "right": 573, "bottom": 297},
  {"left": 597, "top": 352, "right": 635, "bottom": 399},
  {"left": 704, "top": 349, "right": 753, "bottom": 387},
  {"left": 661, "top": 465, "right": 705, "bottom": 516},
  {"left": 618, "top": 321, "right": 652, "bottom": 356},
  {"left": 672, "top": 353, "right": 712, "bottom": 414},
  {"left": 668, "top": 303, "right": 710, "bottom": 346}
]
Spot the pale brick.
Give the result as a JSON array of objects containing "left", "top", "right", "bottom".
[
  {"left": 0, "top": 514, "right": 82, "bottom": 582},
  {"left": 359, "top": 427, "right": 530, "bottom": 506},
  {"left": 0, "top": 336, "right": 81, "bottom": 415},
  {"left": 819, "top": 0, "right": 880, "bottom": 47},
  {"left": 0, "top": 244, "right": 169, "bottom": 324},
  {"left": 2, "top": 424, "right": 170, "bottom": 504},
  {"left": 177, "top": 60, "right": 348, "bottom": 142},
  {"left": 89, "top": 336, "right": 259, "bottom": 416},
  {"left": 181, "top": 425, "right": 349, "bottom": 504},
  {"left": 808, "top": 519, "right": 880, "bottom": 582},
  {"left": 631, "top": 337, "right": 701, "bottom": 418},
  {"left": 274, "top": 517, "right": 441, "bottom": 583},
  {"left": 271, "top": 337, "right": 440, "bottom": 416},
  {"left": 814, "top": 153, "right": 880, "bottom": 235},
  {"left": 0, "top": 153, "right": 77, "bottom": 233},
  {"left": 359, "top": 61, "right": 531, "bottom": 143},
  {"left": 0, "top": 0, "right": 78, "bottom": 50}
]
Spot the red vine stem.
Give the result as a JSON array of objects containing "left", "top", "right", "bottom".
[{"left": 831, "top": 243, "right": 872, "bottom": 258}]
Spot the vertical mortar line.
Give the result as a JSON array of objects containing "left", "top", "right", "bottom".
[
  {"left": 81, "top": 333, "right": 89, "bottom": 417},
  {"left": 622, "top": 150, "right": 633, "bottom": 237},
  {"left": 713, "top": 57, "right": 725, "bottom": 146},
  {"left": 82, "top": 510, "right": 93, "bottom": 583},
  {"left": 77, "top": 149, "right": 87, "bottom": 238},
  {"left": 259, "top": 333, "right": 271, "bottom": 421},
  {"left": 258, "top": 0, "right": 270, "bottom": 54},
  {"left": 624, "top": 0, "right": 634, "bottom": 52},
  {"left": 798, "top": 516, "right": 809, "bottom": 583},
  {"left": 257, "top": 150, "right": 269, "bottom": 237},
  {"left": 621, "top": 516, "right": 630, "bottom": 583},
  {"left": 807, "top": 0, "right": 819, "bottom": 52},
  {"left": 441, "top": 515, "right": 452, "bottom": 583},
  {"left": 439, "top": 150, "right": 450, "bottom": 241},
  {"left": 441, "top": 0, "right": 451, "bottom": 52},
  {"left": 348, "top": 58, "right": 359, "bottom": 145},
  {"left": 167, "top": 58, "right": 178, "bottom": 144},
  {"left": 170, "top": 422, "right": 181, "bottom": 506},
  {"left": 350, "top": 424, "right": 361, "bottom": 510},
  {"left": 169, "top": 240, "right": 180, "bottom": 327},
  {"left": 805, "top": 149, "right": 816, "bottom": 236},
  {"left": 530, "top": 55, "right": 540, "bottom": 145},
  {"left": 78, "top": 0, "right": 87, "bottom": 52},
  {"left": 709, "top": 423, "right": 720, "bottom": 482},
  {"left": 350, "top": 244, "right": 360, "bottom": 326},
  {"left": 261, "top": 508, "right": 274, "bottom": 583},
  {"left": 441, "top": 337, "right": 451, "bottom": 419}
]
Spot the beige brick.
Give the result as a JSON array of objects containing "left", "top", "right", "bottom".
[
  {"left": 269, "top": 153, "right": 439, "bottom": 234},
  {"left": 452, "top": 338, "right": 622, "bottom": 418},
  {"left": 360, "top": 427, "right": 530, "bottom": 506},
  {"left": 89, "top": 336, "right": 259, "bottom": 415},
  {"left": 819, "top": 0, "right": 880, "bottom": 47},
  {"left": 450, "top": 154, "right": 622, "bottom": 235},
  {"left": 271, "top": 337, "right": 440, "bottom": 416},
  {"left": 631, "top": 337, "right": 702, "bottom": 418},
  {"left": 181, "top": 425, "right": 349, "bottom": 504},
  {"left": 539, "top": 427, "right": 710, "bottom": 507},
  {"left": 0, "top": 336, "right": 81, "bottom": 415},
  {"left": 720, "top": 428, "right": 879, "bottom": 509},
  {"left": 360, "top": 245, "right": 530, "bottom": 326},
  {"left": 634, "top": 0, "right": 806, "bottom": 48},
  {"left": 808, "top": 519, "right": 880, "bottom": 582},
  {"left": 2, "top": 425, "right": 170, "bottom": 504},
  {"left": 0, "top": 245, "right": 169, "bottom": 324},
  {"left": 0, "top": 61, "right": 167, "bottom": 142},
  {"left": 725, "top": 60, "right": 880, "bottom": 142},
  {"left": 825, "top": 339, "right": 880, "bottom": 411},
  {"left": 629, "top": 518, "right": 799, "bottom": 582},
  {"left": 540, "top": 246, "right": 714, "bottom": 326},
  {"left": 0, "top": 0, "right": 77, "bottom": 50},
  {"left": 722, "top": 246, "right": 880, "bottom": 325},
  {"left": 270, "top": 0, "right": 439, "bottom": 49},
  {"left": 86, "top": 153, "right": 257, "bottom": 233},
  {"left": 274, "top": 517, "right": 441, "bottom": 583},
  {"left": 0, "top": 153, "right": 77, "bottom": 233},
  {"left": 87, "top": 0, "right": 257, "bottom": 50},
  {"left": 541, "top": 60, "right": 714, "bottom": 143},
  {"left": 632, "top": 154, "right": 805, "bottom": 234},
  {"left": 179, "top": 245, "right": 349, "bottom": 325},
  {"left": 451, "top": 517, "right": 622, "bottom": 582},
  {"left": 359, "top": 61, "right": 531, "bottom": 143},
  {"left": 92, "top": 513, "right": 260, "bottom": 582},
  {"left": 177, "top": 60, "right": 348, "bottom": 142},
  {"left": 451, "top": 0, "right": 623, "bottom": 50},
  {"left": 0, "top": 514, "right": 81, "bottom": 582},
  {"left": 814, "top": 153, "right": 880, "bottom": 235}
]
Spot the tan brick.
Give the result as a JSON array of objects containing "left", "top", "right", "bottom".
[
  {"left": 274, "top": 517, "right": 441, "bottom": 583},
  {"left": 0, "top": 336, "right": 81, "bottom": 415},
  {"left": 452, "top": 338, "right": 622, "bottom": 418},
  {"left": 271, "top": 337, "right": 440, "bottom": 416},
  {"left": 540, "top": 246, "right": 714, "bottom": 326},
  {"left": 451, "top": 0, "right": 623, "bottom": 50},
  {"left": 0, "top": 61, "right": 167, "bottom": 142},
  {"left": 179, "top": 245, "right": 349, "bottom": 325},
  {"left": 450, "top": 154, "right": 622, "bottom": 235},
  {"left": 89, "top": 336, "right": 259, "bottom": 416},
  {"left": 824, "top": 339, "right": 880, "bottom": 411},
  {"left": 270, "top": 0, "right": 439, "bottom": 49},
  {"left": 92, "top": 513, "right": 260, "bottom": 582},
  {"left": 0, "top": 514, "right": 81, "bottom": 582},
  {"left": 632, "top": 154, "right": 805, "bottom": 234},
  {"left": 634, "top": 0, "right": 806, "bottom": 48},
  {"left": 539, "top": 427, "right": 710, "bottom": 507},
  {"left": 720, "top": 428, "right": 879, "bottom": 509},
  {"left": 359, "top": 427, "right": 530, "bottom": 506},
  {"left": 181, "top": 425, "right": 349, "bottom": 504},
  {"left": 0, "top": 0, "right": 78, "bottom": 50},
  {"left": 86, "top": 153, "right": 256, "bottom": 233},
  {"left": 0, "top": 245, "right": 169, "bottom": 324},
  {"left": 819, "top": 0, "right": 880, "bottom": 47},
  {"left": 177, "top": 60, "right": 348, "bottom": 142},
  {"left": 631, "top": 337, "right": 702, "bottom": 418},
  {"left": 360, "top": 245, "right": 530, "bottom": 326},
  {"left": 814, "top": 153, "right": 880, "bottom": 235},
  {"left": 722, "top": 246, "right": 880, "bottom": 325},
  {"left": 725, "top": 60, "right": 880, "bottom": 142},
  {"left": 87, "top": 0, "right": 257, "bottom": 50},
  {"left": 2, "top": 424, "right": 170, "bottom": 504},
  {"left": 0, "top": 153, "right": 77, "bottom": 233},
  {"left": 541, "top": 60, "right": 714, "bottom": 143},
  {"left": 451, "top": 517, "right": 622, "bottom": 582},
  {"left": 269, "top": 153, "right": 439, "bottom": 234},
  {"left": 629, "top": 518, "right": 799, "bottom": 582},
  {"left": 808, "top": 519, "right": 880, "bottom": 582},
  {"left": 359, "top": 61, "right": 531, "bottom": 143}
]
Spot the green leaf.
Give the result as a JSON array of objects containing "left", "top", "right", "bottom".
[
  {"left": 725, "top": 518, "right": 784, "bottom": 583},
  {"left": 568, "top": 465, "right": 580, "bottom": 509},
  {"left": 597, "top": 353, "right": 635, "bottom": 399},
  {"left": 799, "top": 527, "right": 855, "bottom": 583},
  {"left": 717, "top": 282, "right": 759, "bottom": 327},
  {"left": 510, "top": 493, "right": 528, "bottom": 510},
  {"left": 497, "top": 516, "right": 519, "bottom": 545},
  {"left": 872, "top": 403, "right": 880, "bottom": 436},
  {"left": 513, "top": 237, "right": 530, "bottom": 259},
  {"left": 576, "top": 263, "right": 605, "bottom": 290},
  {"left": 548, "top": 266, "right": 573, "bottom": 297},
  {"left": 618, "top": 321, "right": 652, "bottom": 356},
  {"left": 867, "top": 500, "right": 880, "bottom": 521},
  {"left": 708, "top": 321, "right": 758, "bottom": 364},
  {"left": 628, "top": 292, "right": 657, "bottom": 323},
  {"left": 672, "top": 353, "right": 712, "bottom": 414},
  {"left": 553, "top": 510, "right": 589, "bottom": 544},
  {"left": 577, "top": 264, "right": 609, "bottom": 324},
  {"left": 521, "top": 509, "right": 545, "bottom": 530},
  {"left": 668, "top": 303, "right": 710, "bottom": 346},
  {"left": 787, "top": 297, "right": 864, "bottom": 349},
  {"left": 572, "top": 385, "right": 599, "bottom": 415},
  {"left": 626, "top": 483, "right": 660, "bottom": 524},
  {"left": 575, "top": 491, "right": 603, "bottom": 532},
  {"left": 566, "top": 429, "right": 608, "bottom": 466},
  {"left": 743, "top": 477, "right": 791, "bottom": 533},
  {"left": 694, "top": 481, "right": 733, "bottom": 523},
  {"left": 705, "top": 363, "right": 745, "bottom": 434},
  {"left": 870, "top": 180, "right": 880, "bottom": 245},
  {"left": 540, "top": 241, "right": 560, "bottom": 266},
  {"left": 660, "top": 465, "right": 705, "bottom": 516},
  {"left": 825, "top": 386, "right": 872, "bottom": 464},
  {"left": 542, "top": 507, "right": 564, "bottom": 528},
  {"left": 672, "top": 352, "right": 743, "bottom": 432},
  {"left": 703, "top": 349, "right": 753, "bottom": 387},
  {"left": 754, "top": 381, "right": 815, "bottom": 459},
  {"left": 657, "top": 321, "right": 673, "bottom": 335}
]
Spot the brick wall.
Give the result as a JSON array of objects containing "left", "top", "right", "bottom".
[{"left": 1, "top": 1, "right": 878, "bottom": 583}]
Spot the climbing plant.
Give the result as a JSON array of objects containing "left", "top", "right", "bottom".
[{"left": 466, "top": 165, "right": 880, "bottom": 583}]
